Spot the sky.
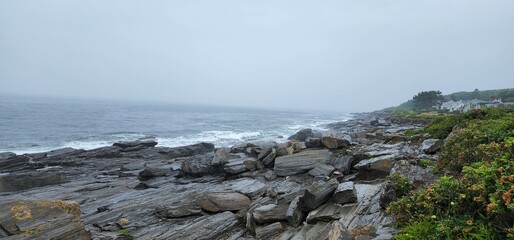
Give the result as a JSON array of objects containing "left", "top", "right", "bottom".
[{"left": 0, "top": 0, "right": 513, "bottom": 112}]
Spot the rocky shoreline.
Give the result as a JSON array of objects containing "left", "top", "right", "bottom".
[{"left": 0, "top": 112, "right": 444, "bottom": 240}]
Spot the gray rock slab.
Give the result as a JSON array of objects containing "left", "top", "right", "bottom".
[
  {"left": 306, "top": 203, "right": 345, "bottom": 223},
  {"left": 308, "top": 164, "right": 336, "bottom": 177},
  {"left": 196, "top": 192, "right": 252, "bottom": 212},
  {"left": 274, "top": 149, "right": 332, "bottom": 176},
  {"left": 334, "top": 181, "right": 357, "bottom": 205},
  {"left": 298, "top": 179, "right": 338, "bottom": 211}
]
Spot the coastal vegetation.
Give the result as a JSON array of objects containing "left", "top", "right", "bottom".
[
  {"left": 387, "top": 107, "right": 514, "bottom": 239},
  {"left": 388, "top": 88, "right": 514, "bottom": 112}
]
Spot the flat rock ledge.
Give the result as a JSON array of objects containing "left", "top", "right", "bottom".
[{"left": 0, "top": 112, "right": 432, "bottom": 240}]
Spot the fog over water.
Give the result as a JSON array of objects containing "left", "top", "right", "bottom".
[{"left": 1, "top": 0, "right": 513, "bottom": 112}]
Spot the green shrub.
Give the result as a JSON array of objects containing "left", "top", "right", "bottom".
[
  {"left": 389, "top": 139, "right": 514, "bottom": 239},
  {"left": 388, "top": 108, "right": 514, "bottom": 239},
  {"left": 419, "top": 159, "right": 433, "bottom": 169},
  {"left": 387, "top": 173, "right": 413, "bottom": 198},
  {"left": 118, "top": 229, "right": 131, "bottom": 236}
]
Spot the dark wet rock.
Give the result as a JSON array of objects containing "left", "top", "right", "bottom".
[
  {"left": 258, "top": 147, "right": 277, "bottom": 167},
  {"left": 181, "top": 153, "right": 223, "bottom": 177},
  {"left": 78, "top": 146, "right": 122, "bottom": 159},
  {"left": 156, "top": 142, "right": 215, "bottom": 159},
  {"left": 0, "top": 172, "right": 67, "bottom": 192},
  {"left": 252, "top": 204, "right": 288, "bottom": 224},
  {"left": 212, "top": 147, "right": 240, "bottom": 166},
  {"left": 298, "top": 179, "right": 339, "bottom": 211},
  {"left": 261, "top": 151, "right": 277, "bottom": 167},
  {"left": 255, "top": 222, "right": 284, "bottom": 239},
  {"left": 334, "top": 181, "right": 357, "bottom": 205},
  {"left": 305, "top": 137, "right": 323, "bottom": 148},
  {"left": 0, "top": 153, "right": 30, "bottom": 172},
  {"left": 196, "top": 192, "right": 252, "bottom": 212},
  {"left": 288, "top": 128, "right": 320, "bottom": 142},
  {"left": 306, "top": 203, "right": 345, "bottom": 223},
  {"left": 286, "top": 196, "right": 305, "bottom": 227},
  {"left": 322, "top": 137, "right": 351, "bottom": 149},
  {"left": 379, "top": 181, "right": 397, "bottom": 209},
  {"left": 97, "top": 206, "right": 110, "bottom": 212},
  {"left": 113, "top": 139, "right": 157, "bottom": 149},
  {"left": 0, "top": 200, "right": 90, "bottom": 239},
  {"left": 274, "top": 149, "right": 332, "bottom": 176},
  {"left": 155, "top": 205, "right": 202, "bottom": 218},
  {"left": 308, "top": 164, "right": 336, "bottom": 177},
  {"left": 138, "top": 168, "right": 169, "bottom": 181},
  {"left": 134, "top": 181, "right": 160, "bottom": 190},
  {"left": 257, "top": 147, "right": 272, "bottom": 161},
  {"left": 231, "top": 142, "right": 259, "bottom": 156},
  {"left": 224, "top": 157, "right": 262, "bottom": 175},
  {"left": 420, "top": 139, "right": 444, "bottom": 154},
  {"left": 30, "top": 148, "right": 85, "bottom": 167},
  {"left": 331, "top": 155, "right": 353, "bottom": 174}
]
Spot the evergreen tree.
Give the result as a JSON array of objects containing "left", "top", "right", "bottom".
[{"left": 412, "top": 90, "right": 444, "bottom": 111}]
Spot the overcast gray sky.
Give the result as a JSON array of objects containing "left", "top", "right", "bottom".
[{"left": 1, "top": 0, "right": 513, "bottom": 112}]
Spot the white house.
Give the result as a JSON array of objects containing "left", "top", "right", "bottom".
[
  {"left": 441, "top": 99, "right": 506, "bottom": 112},
  {"left": 440, "top": 100, "right": 464, "bottom": 112}
]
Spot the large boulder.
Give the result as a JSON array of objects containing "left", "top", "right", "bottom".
[
  {"left": 353, "top": 154, "right": 400, "bottom": 180},
  {"left": 224, "top": 157, "right": 262, "bottom": 175},
  {"left": 196, "top": 192, "right": 251, "bottom": 212},
  {"left": 306, "top": 203, "right": 345, "bottom": 223},
  {"left": 181, "top": 153, "right": 223, "bottom": 176},
  {"left": 212, "top": 147, "right": 240, "bottom": 166},
  {"left": 308, "top": 164, "right": 336, "bottom": 178},
  {"left": 113, "top": 139, "right": 158, "bottom": 149},
  {"left": 274, "top": 149, "right": 332, "bottom": 176},
  {"left": 0, "top": 172, "right": 67, "bottom": 192},
  {"left": 0, "top": 200, "right": 90, "bottom": 239},
  {"left": 286, "top": 196, "right": 305, "bottom": 227},
  {"left": 228, "top": 178, "right": 268, "bottom": 199},
  {"left": 421, "top": 139, "right": 444, "bottom": 154},
  {"left": 252, "top": 204, "right": 288, "bottom": 224},
  {"left": 288, "top": 129, "right": 320, "bottom": 142},
  {"left": 333, "top": 181, "right": 357, "bottom": 205},
  {"left": 321, "top": 136, "right": 351, "bottom": 149},
  {"left": 298, "top": 179, "right": 339, "bottom": 211},
  {"left": 330, "top": 155, "right": 353, "bottom": 174},
  {"left": 305, "top": 137, "right": 323, "bottom": 148}
]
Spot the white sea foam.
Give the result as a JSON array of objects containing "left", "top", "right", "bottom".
[
  {"left": 157, "top": 130, "right": 262, "bottom": 147},
  {"left": 2, "top": 114, "right": 354, "bottom": 154}
]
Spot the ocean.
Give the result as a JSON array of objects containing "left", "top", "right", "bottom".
[{"left": 0, "top": 95, "right": 351, "bottom": 154}]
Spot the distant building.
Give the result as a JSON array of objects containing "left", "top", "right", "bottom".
[
  {"left": 441, "top": 98, "right": 509, "bottom": 112},
  {"left": 440, "top": 100, "right": 464, "bottom": 112}
]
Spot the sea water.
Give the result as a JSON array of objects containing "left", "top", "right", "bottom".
[{"left": 0, "top": 95, "right": 351, "bottom": 154}]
